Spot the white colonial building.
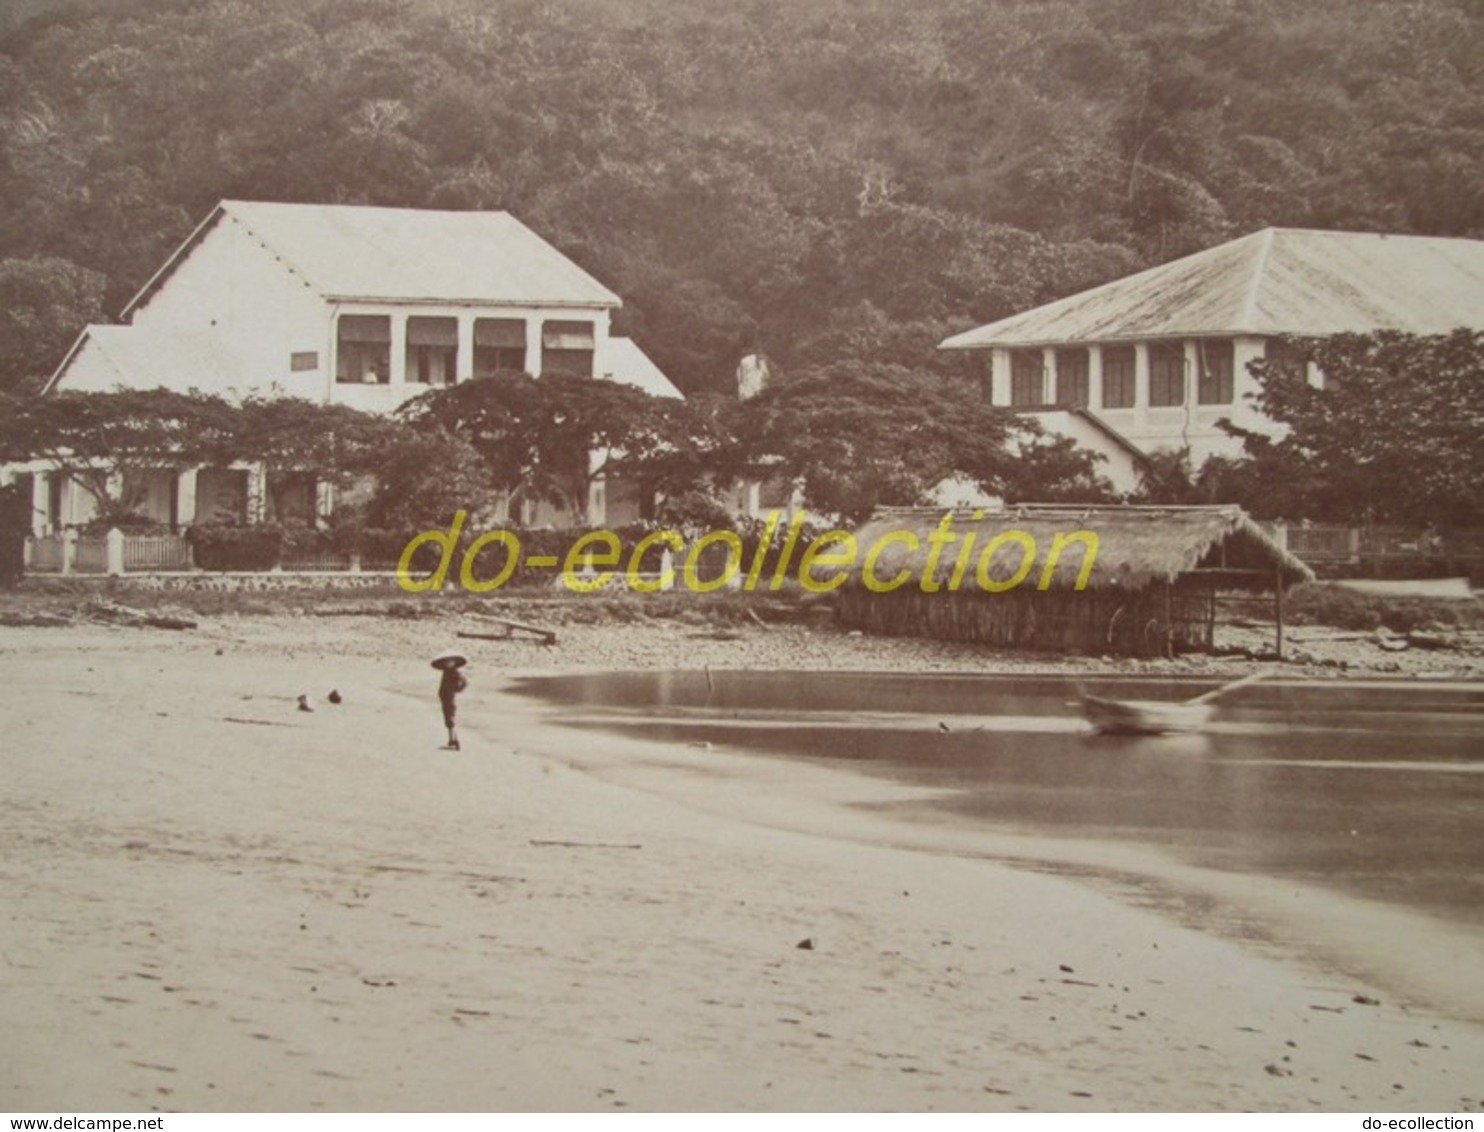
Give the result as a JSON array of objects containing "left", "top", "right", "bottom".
[
  {"left": 22, "top": 200, "right": 680, "bottom": 532},
  {"left": 941, "top": 228, "right": 1484, "bottom": 492}
]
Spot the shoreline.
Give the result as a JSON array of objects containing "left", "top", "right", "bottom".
[
  {"left": 3, "top": 619, "right": 1483, "bottom": 1111},
  {"left": 495, "top": 676, "right": 1484, "bottom": 1026}
]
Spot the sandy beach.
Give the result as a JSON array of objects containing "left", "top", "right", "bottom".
[{"left": 3, "top": 614, "right": 1483, "bottom": 1112}]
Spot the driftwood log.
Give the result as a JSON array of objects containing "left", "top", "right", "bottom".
[{"left": 459, "top": 616, "right": 557, "bottom": 646}]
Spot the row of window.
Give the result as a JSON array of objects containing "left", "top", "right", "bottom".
[
  {"left": 331, "top": 315, "right": 597, "bottom": 385},
  {"left": 1007, "top": 341, "right": 1237, "bottom": 409}
]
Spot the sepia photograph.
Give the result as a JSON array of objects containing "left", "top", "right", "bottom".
[{"left": 1, "top": 0, "right": 1482, "bottom": 1117}]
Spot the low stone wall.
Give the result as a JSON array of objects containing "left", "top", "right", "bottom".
[
  {"left": 20, "top": 570, "right": 673, "bottom": 594},
  {"left": 29, "top": 571, "right": 414, "bottom": 593}
]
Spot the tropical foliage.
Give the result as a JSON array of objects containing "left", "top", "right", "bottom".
[
  {"left": 2, "top": 0, "right": 1482, "bottom": 396},
  {"left": 1229, "top": 331, "right": 1484, "bottom": 525}
]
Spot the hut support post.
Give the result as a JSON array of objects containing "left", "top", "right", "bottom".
[
  {"left": 1274, "top": 568, "right": 1285, "bottom": 660},
  {"left": 1163, "top": 582, "right": 1174, "bottom": 659}
]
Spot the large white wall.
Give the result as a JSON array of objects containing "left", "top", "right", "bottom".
[{"left": 124, "top": 213, "right": 330, "bottom": 401}]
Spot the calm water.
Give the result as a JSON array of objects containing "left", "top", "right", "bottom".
[{"left": 509, "top": 671, "right": 1484, "bottom": 926}]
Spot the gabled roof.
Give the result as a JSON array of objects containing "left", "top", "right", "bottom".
[
  {"left": 941, "top": 229, "right": 1484, "bottom": 350},
  {"left": 124, "top": 201, "right": 621, "bottom": 317}
]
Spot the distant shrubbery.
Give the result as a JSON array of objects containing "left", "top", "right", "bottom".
[{"left": 1285, "top": 583, "right": 1484, "bottom": 634}]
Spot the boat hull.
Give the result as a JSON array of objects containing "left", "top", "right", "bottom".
[{"left": 1080, "top": 694, "right": 1215, "bottom": 736}]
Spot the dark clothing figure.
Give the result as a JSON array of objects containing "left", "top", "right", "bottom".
[{"left": 438, "top": 665, "right": 467, "bottom": 750}]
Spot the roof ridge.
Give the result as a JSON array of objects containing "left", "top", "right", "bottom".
[
  {"left": 1238, "top": 227, "right": 1277, "bottom": 333},
  {"left": 941, "top": 231, "right": 1264, "bottom": 350},
  {"left": 222, "top": 198, "right": 515, "bottom": 219}
]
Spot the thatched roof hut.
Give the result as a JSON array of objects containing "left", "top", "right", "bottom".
[{"left": 839, "top": 503, "right": 1313, "bottom": 657}]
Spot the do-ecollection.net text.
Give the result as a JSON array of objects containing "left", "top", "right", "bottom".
[{"left": 396, "top": 510, "right": 1099, "bottom": 595}]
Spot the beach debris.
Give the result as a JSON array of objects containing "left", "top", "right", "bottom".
[
  {"left": 465, "top": 614, "right": 557, "bottom": 645},
  {"left": 82, "top": 599, "right": 197, "bottom": 631},
  {"left": 297, "top": 694, "right": 315, "bottom": 712},
  {"left": 529, "top": 839, "right": 642, "bottom": 850},
  {"left": 327, "top": 689, "right": 343, "bottom": 705},
  {"left": 1059, "top": 964, "right": 1075, "bottom": 973},
  {"left": 1377, "top": 636, "right": 1410, "bottom": 652},
  {"left": 938, "top": 721, "right": 950, "bottom": 733},
  {"left": 0, "top": 610, "right": 72, "bottom": 627},
  {"left": 1351, "top": 994, "right": 1380, "bottom": 1006},
  {"left": 1264, "top": 1064, "right": 1293, "bottom": 1077},
  {"left": 1407, "top": 630, "right": 1453, "bottom": 651},
  {"left": 704, "top": 664, "right": 715, "bottom": 694},
  {"left": 796, "top": 938, "right": 815, "bottom": 951}
]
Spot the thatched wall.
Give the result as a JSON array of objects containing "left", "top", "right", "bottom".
[
  {"left": 837, "top": 504, "right": 1310, "bottom": 656},
  {"left": 838, "top": 581, "right": 1215, "bottom": 656}
]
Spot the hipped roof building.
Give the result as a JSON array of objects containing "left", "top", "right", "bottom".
[{"left": 940, "top": 229, "right": 1484, "bottom": 491}]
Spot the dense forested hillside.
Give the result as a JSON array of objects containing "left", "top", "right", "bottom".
[{"left": 2, "top": 0, "right": 1482, "bottom": 394}]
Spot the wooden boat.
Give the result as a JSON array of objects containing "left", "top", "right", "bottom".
[
  {"left": 1080, "top": 693, "right": 1214, "bottom": 735},
  {"left": 1079, "top": 669, "right": 1270, "bottom": 736}
]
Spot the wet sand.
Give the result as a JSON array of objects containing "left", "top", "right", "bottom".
[{"left": 3, "top": 619, "right": 1483, "bottom": 1112}]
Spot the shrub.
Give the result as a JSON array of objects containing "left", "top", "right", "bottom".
[
  {"left": 1285, "top": 582, "right": 1484, "bottom": 633},
  {"left": 186, "top": 523, "right": 283, "bottom": 571}
]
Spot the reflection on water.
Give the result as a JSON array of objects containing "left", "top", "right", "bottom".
[{"left": 510, "top": 671, "right": 1484, "bottom": 925}]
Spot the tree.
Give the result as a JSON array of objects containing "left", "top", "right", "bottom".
[
  {"left": 0, "top": 257, "right": 108, "bottom": 394},
  {"left": 355, "top": 426, "right": 495, "bottom": 534},
  {"left": 201, "top": 394, "right": 416, "bottom": 525},
  {"left": 1231, "top": 330, "right": 1484, "bottom": 525},
  {"left": 728, "top": 362, "right": 1111, "bottom": 524},
  {"left": 0, "top": 388, "right": 237, "bottom": 525},
  {"left": 397, "top": 371, "right": 689, "bottom": 518}
]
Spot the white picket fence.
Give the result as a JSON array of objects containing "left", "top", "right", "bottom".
[{"left": 25, "top": 531, "right": 193, "bottom": 574}]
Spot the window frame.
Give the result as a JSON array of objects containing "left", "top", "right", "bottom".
[
  {"left": 1101, "top": 345, "right": 1135, "bottom": 409},
  {"left": 1148, "top": 342, "right": 1187, "bottom": 408},
  {"left": 1055, "top": 347, "right": 1090, "bottom": 408},
  {"left": 335, "top": 314, "right": 391, "bottom": 385},
  {"left": 473, "top": 318, "right": 528, "bottom": 377},
  {"left": 1196, "top": 338, "right": 1235, "bottom": 405},
  {"left": 1009, "top": 349, "right": 1047, "bottom": 408}
]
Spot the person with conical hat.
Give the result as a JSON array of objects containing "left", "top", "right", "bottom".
[{"left": 431, "top": 649, "right": 468, "bottom": 751}]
